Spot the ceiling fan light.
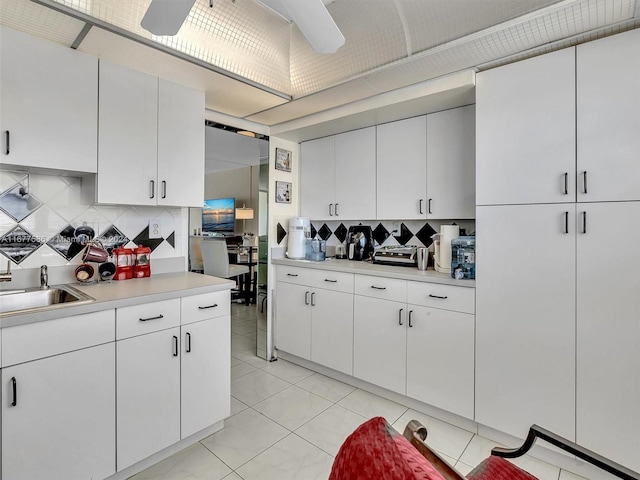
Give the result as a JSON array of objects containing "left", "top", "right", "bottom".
[{"left": 141, "top": 0, "right": 197, "bottom": 36}]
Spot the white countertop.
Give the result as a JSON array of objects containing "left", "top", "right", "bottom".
[
  {"left": 272, "top": 258, "right": 475, "bottom": 288},
  {"left": 0, "top": 272, "right": 235, "bottom": 328}
]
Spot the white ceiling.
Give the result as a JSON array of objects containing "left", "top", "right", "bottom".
[{"left": 1, "top": 0, "right": 639, "bottom": 139}]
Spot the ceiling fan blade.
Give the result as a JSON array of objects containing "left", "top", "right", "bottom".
[
  {"left": 141, "top": 0, "right": 197, "bottom": 36},
  {"left": 284, "top": 0, "right": 345, "bottom": 54}
]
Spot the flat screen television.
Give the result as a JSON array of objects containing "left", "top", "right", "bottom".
[{"left": 202, "top": 197, "right": 235, "bottom": 235}]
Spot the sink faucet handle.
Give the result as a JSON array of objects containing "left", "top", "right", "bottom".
[{"left": 40, "top": 265, "right": 49, "bottom": 289}]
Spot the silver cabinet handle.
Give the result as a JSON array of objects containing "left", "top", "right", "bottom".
[
  {"left": 398, "top": 308, "right": 404, "bottom": 326},
  {"left": 582, "top": 211, "right": 587, "bottom": 234},
  {"left": 428, "top": 199, "right": 432, "bottom": 214},
  {"left": 4, "top": 131, "right": 9, "bottom": 155},
  {"left": 161, "top": 180, "right": 167, "bottom": 199},
  {"left": 564, "top": 211, "right": 569, "bottom": 234},
  {"left": 408, "top": 310, "right": 413, "bottom": 328},
  {"left": 172, "top": 335, "right": 179, "bottom": 357},
  {"left": 419, "top": 199, "right": 424, "bottom": 214},
  {"left": 11, "top": 377, "right": 17, "bottom": 406},
  {"left": 186, "top": 332, "right": 192, "bottom": 353},
  {"left": 311, "top": 292, "right": 316, "bottom": 306},
  {"left": 150, "top": 180, "right": 155, "bottom": 199},
  {"left": 139, "top": 314, "right": 164, "bottom": 322},
  {"left": 335, "top": 203, "right": 339, "bottom": 216},
  {"left": 329, "top": 203, "right": 334, "bottom": 216},
  {"left": 305, "top": 291, "right": 310, "bottom": 305},
  {"left": 428, "top": 294, "right": 448, "bottom": 299},
  {"left": 582, "top": 171, "right": 588, "bottom": 194},
  {"left": 564, "top": 172, "right": 568, "bottom": 195}
]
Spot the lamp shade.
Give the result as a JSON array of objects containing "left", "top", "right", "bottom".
[{"left": 236, "top": 207, "right": 254, "bottom": 220}]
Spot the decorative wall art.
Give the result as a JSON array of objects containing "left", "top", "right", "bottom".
[
  {"left": 275, "top": 148, "right": 292, "bottom": 172},
  {"left": 275, "top": 181, "right": 292, "bottom": 204}
]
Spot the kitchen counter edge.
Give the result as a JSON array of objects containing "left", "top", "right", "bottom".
[
  {"left": 1, "top": 272, "right": 235, "bottom": 329},
  {"left": 272, "top": 258, "right": 475, "bottom": 287}
]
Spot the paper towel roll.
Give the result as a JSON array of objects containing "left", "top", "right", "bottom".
[{"left": 435, "top": 225, "right": 459, "bottom": 273}]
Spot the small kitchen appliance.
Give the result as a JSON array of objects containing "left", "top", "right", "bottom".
[
  {"left": 113, "top": 247, "right": 134, "bottom": 280},
  {"left": 305, "top": 238, "right": 326, "bottom": 261},
  {"left": 133, "top": 245, "right": 151, "bottom": 278},
  {"left": 347, "top": 225, "right": 374, "bottom": 261},
  {"left": 431, "top": 224, "right": 460, "bottom": 274},
  {"left": 451, "top": 236, "right": 476, "bottom": 280},
  {"left": 373, "top": 245, "right": 418, "bottom": 267},
  {"left": 335, "top": 242, "right": 347, "bottom": 259},
  {"left": 286, "top": 217, "right": 310, "bottom": 259}
]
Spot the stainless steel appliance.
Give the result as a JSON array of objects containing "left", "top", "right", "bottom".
[
  {"left": 347, "top": 225, "right": 374, "bottom": 261},
  {"left": 373, "top": 245, "right": 418, "bottom": 267}
]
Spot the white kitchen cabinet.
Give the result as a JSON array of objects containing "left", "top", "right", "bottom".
[
  {"left": 300, "top": 127, "right": 376, "bottom": 221},
  {"left": 181, "top": 316, "right": 230, "bottom": 438},
  {"left": 577, "top": 28, "right": 640, "bottom": 203},
  {"left": 300, "top": 136, "right": 335, "bottom": 220},
  {"left": 275, "top": 266, "right": 354, "bottom": 374},
  {"left": 426, "top": 105, "right": 476, "bottom": 219},
  {"left": 576, "top": 201, "right": 640, "bottom": 472},
  {"left": 476, "top": 47, "right": 575, "bottom": 206},
  {"left": 0, "top": 26, "right": 98, "bottom": 173},
  {"left": 376, "top": 115, "right": 427, "bottom": 219},
  {"left": 117, "top": 327, "right": 181, "bottom": 470},
  {"left": 98, "top": 60, "right": 205, "bottom": 207},
  {"left": 475, "top": 204, "right": 576, "bottom": 440},
  {"left": 2, "top": 343, "right": 115, "bottom": 480},
  {"left": 98, "top": 59, "right": 159, "bottom": 206},
  {"left": 157, "top": 78, "right": 205, "bottom": 207}
]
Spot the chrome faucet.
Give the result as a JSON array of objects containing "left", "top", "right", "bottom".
[
  {"left": 40, "top": 265, "right": 49, "bottom": 289},
  {"left": 0, "top": 260, "right": 11, "bottom": 282}
]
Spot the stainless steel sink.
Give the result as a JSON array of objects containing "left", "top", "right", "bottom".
[{"left": 0, "top": 285, "right": 95, "bottom": 317}]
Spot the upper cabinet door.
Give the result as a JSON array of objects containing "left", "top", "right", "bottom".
[
  {"left": 377, "top": 116, "right": 427, "bottom": 220},
  {"left": 300, "top": 136, "right": 335, "bottom": 220},
  {"left": 0, "top": 27, "right": 98, "bottom": 173},
  {"left": 426, "top": 105, "right": 475, "bottom": 219},
  {"left": 577, "top": 29, "right": 640, "bottom": 203},
  {"left": 334, "top": 127, "right": 376, "bottom": 220},
  {"left": 476, "top": 47, "right": 575, "bottom": 206},
  {"left": 98, "top": 60, "right": 158, "bottom": 205},
  {"left": 157, "top": 79, "right": 205, "bottom": 207}
]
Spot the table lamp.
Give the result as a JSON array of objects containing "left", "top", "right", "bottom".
[{"left": 235, "top": 204, "right": 254, "bottom": 236}]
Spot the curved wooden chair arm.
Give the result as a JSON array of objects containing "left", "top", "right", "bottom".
[{"left": 491, "top": 424, "right": 640, "bottom": 480}]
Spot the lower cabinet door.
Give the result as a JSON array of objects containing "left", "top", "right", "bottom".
[
  {"left": 275, "top": 282, "right": 312, "bottom": 359},
  {"left": 311, "top": 289, "right": 354, "bottom": 375},
  {"left": 406, "top": 305, "right": 475, "bottom": 419},
  {"left": 117, "top": 328, "right": 181, "bottom": 470},
  {"left": 181, "top": 316, "right": 230, "bottom": 438},
  {"left": 353, "top": 296, "right": 407, "bottom": 394},
  {"left": 2, "top": 343, "right": 116, "bottom": 480}
]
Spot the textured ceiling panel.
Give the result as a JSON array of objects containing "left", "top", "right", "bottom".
[
  {"left": 289, "top": 0, "right": 408, "bottom": 97},
  {"left": 78, "top": 27, "right": 288, "bottom": 118},
  {"left": 400, "top": 0, "right": 563, "bottom": 54},
  {"left": 0, "top": 0, "right": 86, "bottom": 46}
]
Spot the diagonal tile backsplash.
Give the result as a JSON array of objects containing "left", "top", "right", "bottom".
[{"left": 0, "top": 172, "right": 185, "bottom": 269}]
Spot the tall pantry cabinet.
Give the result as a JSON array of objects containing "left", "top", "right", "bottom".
[{"left": 476, "top": 28, "right": 640, "bottom": 472}]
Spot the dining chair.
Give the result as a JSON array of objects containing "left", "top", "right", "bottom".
[{"left": 201, "top": 239, "right": 250, "bottom": 302}]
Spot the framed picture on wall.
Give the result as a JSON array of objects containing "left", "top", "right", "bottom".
[
  {"left": 275, "top": 148, "right": 292, "bottom": 172},
  {"left": 275, "top": 181, "right": 292, "bottom": 204}
]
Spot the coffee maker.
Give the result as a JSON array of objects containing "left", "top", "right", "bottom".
[{"left": 347, "top": 225, "right": 374, "bottom": 261}]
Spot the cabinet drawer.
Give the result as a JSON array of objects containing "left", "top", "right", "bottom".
[
  {"left": 355, "top": 275, "right": 406, "bottom": 302},
  {"left": 407, "top": 281, "right": 475, "bottom": 314},
  {"left": 181, "top": 290, "right": 230, "bottom": 325},
  {"left": 276, "top": 265, "right": 312, "bottom": 285},
  {"left": 2, "top": 309, "right": 115, "bottom": 366},
  {"left": 312, "top": 270, "right": 354, "bottom": 293},
  {"left": 116, "top": 299, "right": 180, "bottom": 340}
]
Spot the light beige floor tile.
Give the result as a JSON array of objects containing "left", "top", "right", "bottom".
[
  {"left": 222, "top": 473, "right": 243, "bottom": 480},
  {"left": 559, "top": 470, "right": 589, "bottom": 480},
  {"left": 296, "top": 373, "right": 357, "bottom": 403},
  {"left": 295, "top": 404, "right": 367, "bottom": 457},
  {"left": 130, "top": 442, "right": 231, "bottom": 480},
  {"left": 235, "top": 433, "right": 334, "bottom": 480},
  {"left": 511, "top": 455, "right": 561, "bottom": 480},
  {"left": 337, "top": 388, "right": 408, "bottom": 425},
  {"left": 392, "top": 409, "right": 474, "bottom": 461},
  {"left": 229, "top": 396, "right": 249, "bottom": 416},
  {"left": 253, "top": 385, "right": 333, "bottom": 430},
  {"left": 231, "top": 362, "right": 257, "bottom": 380},
  {"left": 231, "top": 369, "right": 291, "bottom": 406},
  {"left": 231, "top": 349, "right": 271, "bottom": 368},
  {"left": 200, "top": 408, "right": 289, "bottom": 470},
  {"left": 230, "top": 356, "right": 243, "bottom": 367},
  {"left": 459, "top": 434, "right": 506, "bottom": 467},
  {"left": 260, "top": 359, "right": 315, "bottom": 384}
]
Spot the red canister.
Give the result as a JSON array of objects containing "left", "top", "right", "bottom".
[
  {"left": 113, "top": 247, "right": 134, "bottom": 280},
  {"left": 133, "top": 246, "right": 151, "bottom": 278}
]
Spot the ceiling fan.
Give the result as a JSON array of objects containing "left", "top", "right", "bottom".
[{"left": 141, "top": 0, "right": 345, "bottom": 54}]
